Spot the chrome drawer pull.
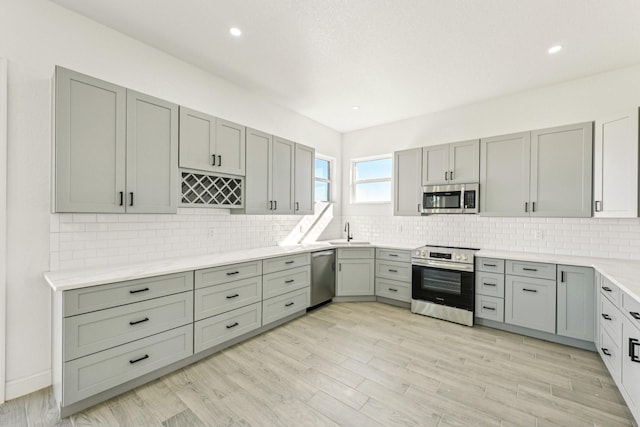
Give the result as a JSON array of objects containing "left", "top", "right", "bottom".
[
  {"left": 630, "top": 312, "right": 640, "bottom": 320},
  {"left": 522, "top": 267, "right": 538, "bottom": 272},
  {"left": 482, "top": 306, "right": 496, "bottom": 311},
  {"left": 129, "top": 287, "right": 150, "bottom": 294},
  {"left": 226, "top": 294, "right": 239, "bottom": 299},
  {"left": 285, "top": 302, "right": 294, "bottom": 307},
  {"left": 129, "top": 354, "right": 149, "bottom": 364},
  {"left": 226, "top": 271, "right": 240, "bottom": 276},
  {"left": 522, "top": 288, "right": 538, "bottom": 293},
  {"left": 285, "top": 279, "right": 295, "bottom": 284},
  {"left": 601, "top": 348, "right": 611, "bottom": 356},
  {"left": 601, "top": 313, "right": 612, "bottom": 320},
  {"left": 129, "top": 317, "right": 149, "bottom": 326},
  {"left": 602, "top": 286, "right": 612, "bottom": 292},
  {"left": 226, "top": 322, "right": 239, "bottom": 329}
]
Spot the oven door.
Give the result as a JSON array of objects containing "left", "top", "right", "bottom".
[{"left": 412, "top": 262, "right": 474, "bottom": 311}]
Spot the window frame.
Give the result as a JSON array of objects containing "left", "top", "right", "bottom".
[
  {"left": 350, "top": 154, "right": 393, "bottom": 204},
  {"left": 314, "top": 155, "right": 333, "bottom": 203}
]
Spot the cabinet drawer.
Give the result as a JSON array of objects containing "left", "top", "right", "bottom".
[
  {"left": 599, "top": 326, "right": 621, "bottom": 382},
  {"left": 506, "top": 260, "right": 556, "bottom": 280},
  {"left": 262, "top": 253, "right": 310, "bottom": 274},
  {"left": 195, "top": 261, "right": 262, "bottom": 289},
  {"left": 622, "top": 292, "right": 640, "bottom": 327},
  {"left": 263, "top": 266, "right": 311, "bottom": 300},
  {"left": 194, "top": 303, "right": 262, "bottom": 353},
  {"left": 600, "top": 295, "right": 623, "bottom": 342},
  {"left": 194, "top": 276, "right": 262, "bottom": 321},
  {"left": 64, "top": 292, "right": 193, "bottom": 362},
  {"left": 64, "top": 272, "right": 193, "bottom": 317},
  {"left": 600, "top": 276, "right": 620, "bottom": 305},
  {"left": 375, "top": 260, "right": 411, "bottom": 282},
  {"left": 262, "top": 287, "right": 310, "bottom": 326},
  {"left": 375, "top": 278, "right": 411, "bottom": 302},
  {"left": 376, "top": 248, "right": 411, "bottom": 263},
  {"left": 505, "top": 275, "right": 556, "bottom": 334},
  {"left": 337, "top": 247, "right": 375, "bottom": 259},
  {"left": 475, "top": 271, "right": 505, "bottom": 298},
  {"left": 63, "top": 324, "right": 193, "bottom": 405},
  {"left": 475, "top": 295, "right": 504, "bottom": 322},
  {"left": 475, "top": 258, "right": 504, "bottom": 274}
]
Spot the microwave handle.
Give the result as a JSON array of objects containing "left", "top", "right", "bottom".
[{"left": 460, "top": 186, "right": 465, "bottom": 209}]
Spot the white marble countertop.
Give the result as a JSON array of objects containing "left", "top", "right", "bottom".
[
  {"left": 477, "top": 249, "right": 640, "bottom": 305},
  {"left": 44, "top": 241, "right": 415, "bottom": 292}
]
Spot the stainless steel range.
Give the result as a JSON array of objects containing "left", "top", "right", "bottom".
[{"left": 411, "top": 245, "right": 479, "bottom": 326}]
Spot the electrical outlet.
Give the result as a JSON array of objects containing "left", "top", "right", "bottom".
[
  {"left": 533, "top": 230, "right": 543, "bottom": 240},
  {"left": 208, "top": 228, "right": 216, "bottom": 238}
]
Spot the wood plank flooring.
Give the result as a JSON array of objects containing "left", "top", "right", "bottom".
[{"left": 0, "top": 302, "right": 635, "bottom": 426}]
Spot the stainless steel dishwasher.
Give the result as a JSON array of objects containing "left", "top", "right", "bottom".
[{"left": 310, "top": 249, "right": 335, "bottom": 307}]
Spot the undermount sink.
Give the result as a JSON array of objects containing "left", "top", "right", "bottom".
[{"left": 328, "top": 240, "right": 371, "bottom": 246}]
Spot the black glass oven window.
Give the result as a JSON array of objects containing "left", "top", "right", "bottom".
[
  {"left": 421, "top": 268, "right": 462, "bottom": 295},
  {"left": 424, "top": 191, "right": 461, "bottom": 209}
]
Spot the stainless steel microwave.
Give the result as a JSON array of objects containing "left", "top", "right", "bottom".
[{"left": 421, "top": 183, "right": 479, "bottom": 214}]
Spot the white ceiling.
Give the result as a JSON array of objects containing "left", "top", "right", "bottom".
[{"left": 50, "top": 0, "right": 640, "bottom": 133}]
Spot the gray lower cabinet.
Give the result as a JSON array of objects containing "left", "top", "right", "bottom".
[
  {"left": 475, "top": 258, "right": 506, "bottom": 322},
  {"left": 261, "top": 254, "right": 311, "bottom": 325},
  {"left": 475, "top": 294, "right": 505, "bottom": 322},
  {"left": 505, "top": 275, "right": 556, "bottom": 333},
  {"left": 262, "top": 266, "right": 311, "bottom": 299},
  {"left": 375, "top": 278, "right": 411, "bottom": 302},
  {"left": 336, "top": 248, "right": 375, "bottom": 297},
  {"left": 621, "top": 314, "right": 640, "bottom": 418},
  {"left": 54, "top": 67, "right": 178, "bottom": 214},
  {"left": 262, "top": 287, "right": 310, "bottom": 325},
  {"left": 194, "top": 276, "right": 262, "bottom": 321},
  {"left": 393, "top": 148, "right": 423, "bottom": 216},
  {"left": 556, "top": 265, "right": 595, "bottom": 341},
  {"left": 375, "top": 259, "right": 411, "bottom": 282},
  {"left": 64, "top": 325, "right": 192, "bottom": 405},
  {"left": 194, "top": 303, "right": 262, "bottom": 352},
  {"left": 374, "top": 248, "right": 411, "bottom": 303}
]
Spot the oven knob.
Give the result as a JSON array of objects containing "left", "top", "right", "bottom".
[
  {"left": 461, "top": 254, "right": 468, "bottom": 261},
  {"left": 453, "top": 254, "right": 460, "bottom": 260},
  {"left": 421, "top": 250, "right": 426, "bottom": 257},
  {"left": 414, "top": 250, "right": 421, "bottom": 256}
]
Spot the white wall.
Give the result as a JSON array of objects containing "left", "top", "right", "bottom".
[{"left": 0, "top": 0, "right": 341, "bottom": 399}]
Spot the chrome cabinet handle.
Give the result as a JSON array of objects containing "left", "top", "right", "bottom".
[
  {"left": 295, "top": 202, "right": 299, "bottom": 211},
  {"left": 595, "top": 200, "right": 602, "bottom": 212},
  {"left": 444, "top": 171, "right": 448, "bottom": 181},
  {"left": 417, "top": 203, "right": 421, "bottom": 212}
]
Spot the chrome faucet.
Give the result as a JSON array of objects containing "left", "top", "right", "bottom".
[{"left": 344, "top": 221, "right": 353, "bottom": 242}]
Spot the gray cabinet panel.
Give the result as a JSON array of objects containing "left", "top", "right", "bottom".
[
  {"left": 126, "top": 90, "right": 178, "bottom": 213},
  {"left": 194, "top": 260, "right": 262, "bottom": 289},
  {"left": 262, "top": 287, "right": 310, "bottom": 325},
  {"left": 505, "top": 275, "right": 556, "bottom": 333},
  {"left": 194, "top": 303, "right": 261, "bottom": 352},
  {"left": 336, "top": 259, "right": 375, "bottom": 296},
  {"left": 272, "top": 137, "right": 295, "bottom": 214},
  {"left": 422, "top": 144, "right": 449, "bottom": 185},
  {"left": 600, "top": 293, "right": 623, "bottom": 342},
  {"left": 337, "top": 247, "right": 375, "bottom": 259},
  {"left": 263, "top": 253, "right": 310, "bottom": 275},
  {"left": 530, "top": 122, "right": 592, "bottom": 217},
  {"left": 475, "top": 271, "right": 505, "bottom": 298},
  {"left": 449, "top": 140, "right": 480, "bottom": 184},
  {"left": 55, "top": 67, "right": 126, "bottom": 213},
  {"left": 557, "top": 265, "right": 595, "bottom": 341},
  {"left": 394, "top": 148, "right": 423, "bottom": 216},
  {"left": 294, "top": 143, "right": 315, "bottom": 214},
  {"left": 244, "top": 128, "right": 272, "bottom": 214},
  {"left": 178, "top": 107, "right": 215, "bottom": 172},
  {"left": 480, "top": 132, "right": 531, "bottom": 216},
  {"left": 63, "top": 325, "right": 193, "bottom": 405},
  {"left": 375, "top": 278, "right": 411, "bottom": 302},
  {"left": 621, "top": 316, "right": 640, "bottom": 417},
  {"left": 262, "top": 266, "right": 311, "bottom": 299},
  {"left": 63, "top": 272, "right": 194, "bottom": 317},
  {"left": 376, "top": 248, "right": 411, "bottom": 263},
  {"left": 194, "top": 276, "right": 262, "bottom": 321},
  {"left": 599, "top": 326, "right": 621, "bottom": 381},
  {"left": 375, "top": 259, "right": 411, "bottom": 282},
  {"left": 215, "top": 118, "right": 245, "bottom": 176},
  {"left": 506, "top": 260, "right": 556, "bottom": 280},
  {"left": 475, "top": 257, "right": 505, "bottom": 274},
  {"left": 475, "top": 294, "right": 505, "bottom": 322},
  {"left": 64, "top": 292, "right": 193, "bottom": 361}
]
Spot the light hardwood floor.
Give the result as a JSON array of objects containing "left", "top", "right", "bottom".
[{"left": 0, "top": 302, "right": 635, "bottom": 426}]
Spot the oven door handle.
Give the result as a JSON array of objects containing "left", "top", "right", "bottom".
[{"left": 412, "top": 259, "right": 474, "bottom": 272}]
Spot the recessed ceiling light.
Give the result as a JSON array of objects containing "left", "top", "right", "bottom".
[
  {"left": 352, "top": 105, "right": 360, "bottom": 110},
  {"left": 229, "top": 27, "right": 242, "bottom": 37},
  {"left": 548, "top": 45, "right": 563, "bottom": 54}
]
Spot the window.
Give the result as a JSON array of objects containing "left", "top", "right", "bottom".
[
  {"left": 315, "top": 157, "right": 331, "bottom": 202},
  {"left": 352, "top": 156, "right": 392, "bottom": 203}
]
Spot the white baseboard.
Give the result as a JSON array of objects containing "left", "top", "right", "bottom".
[{"left": 5, "top": 370, "right": 51, "bottom": 401}]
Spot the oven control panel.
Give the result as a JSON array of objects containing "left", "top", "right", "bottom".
[{"left": 412, "top": 245, "right": 477, "bottom": 264}]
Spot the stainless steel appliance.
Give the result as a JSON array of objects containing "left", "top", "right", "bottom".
[
  {"left": 411, "top": 245, "right": 478, "bottom": 326},
  {"left": 310, "top": 249, "right": 336, "bottom": 307},
  {"left": 421, "top": 183, "right": 479, "bottom": 214}
]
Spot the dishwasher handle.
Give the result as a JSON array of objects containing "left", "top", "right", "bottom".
[{"left": 312, "top": 251, "right": 335, "bottom": 257}]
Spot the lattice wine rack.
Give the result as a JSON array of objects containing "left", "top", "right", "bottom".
[{"left": 181, "top": 171, "right": 243, "bottom": 208}]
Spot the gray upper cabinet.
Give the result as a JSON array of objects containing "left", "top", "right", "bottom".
[
  {"left": 54, "top": 67, "right": 178, "bottom": 213},
  {"left": 179, "top": 107, "right": 246, "bottom": 176},
  {"left": 394, "top": 148, "right": 422, "bottom": 216},
  {"left": 422, "top": 140, "right": 479, "bottom": 185},
  {"left": 294, "top": 143, "right": 315, "bottom": 215},
  {"left": 530, "top": 122, "right": 592, "bottom": 217},
  {"left": 126, "top": 91, "right": 178, "bottom": 214},
  {"left": 593, "top": 108, "right": 639, "bottom": 218},
  {"left": 557, "top": 265, "right": 595, "bottom": 342},
  {"left": 480, "top": 132, "right": 531, "bottom": 217},
  {"left": 241, "top": 129, "right": 294, "bottom": 214},
  {"left": 480, "top": 122, "right": 593, "bottom": 217},
  {"left": 54, "top": 67, "right": 127, "bottom": 213}
]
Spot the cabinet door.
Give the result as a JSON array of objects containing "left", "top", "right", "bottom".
[
  {"left": 394, "top": 148, "right": 422, "bottom": 216},
  {"left": 422, "top": 144, "right": 449, "bottom": 185},
  {"left": 294, "top": 143, "right": 315, "bottom": 214},
  {"left": 530, "top": 122, "right": 593, "bottom": 217},
  {"left": 54, "top": 67, "right": 126, "bottom": 213},
  {"left": 271, "top": 137, "right": 295, "bottom": 214},
  {"left": 244, "top": 128, "right": 272, "bottom": 214},
  {"left": 178, "top": 107, "right": 215, "bottom": 172},
  {"left": 480, "top": 132, "right": 530, "bottom": 216},
  {"left": 557, "top": 265, "right": 595, "bottom": 341},
  {"left": 126, "top": 90, "right": 178, "bottom": 213},
  {"left": 449, "top": 139, "right": 479, "bottom": 184},
  {"left": 505, "top": 275, "right": 556, "bottom": 333},
  {"left": 621, "top": 316, "right": 640, "bottom": 418},
  {"left": 594, "top": 109, "right": 639, "bottom": 218},
  {"left": 336, "top": 259, "right": 374, "bottom": 296},
  {"left": 216, "top": 118, "right": 246, "bottom": 176}
]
